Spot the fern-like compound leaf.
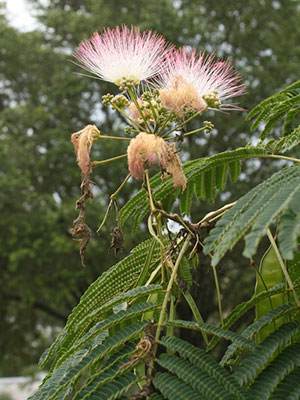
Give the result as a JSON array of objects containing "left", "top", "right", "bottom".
[
  {"left": 204, "top": 165, "right": 300, "bottom": 266},
  {"left": 246, "top": 342, "right": 300, "bottom": 399},
  {"left": 55, "top": 301, "right": 157, "bottom": 369},
  {"left": 233, "top": 322, "right": 300, "bottom": 386},
  {"left": 247, "top": 79, "right": 300, "bottom": 140},
  {"left": 40, "top": 239, "right": 161, "bottom": 367},
  {"left": 221, "top": 303, "right": 294, "bottom": 366},
  {"left": 120, "top": 147, "right": 268, "bottom": 229},
  {"left": 278, "top": 189, "right": 300, "bottom": 259},
  {"left": 76, "top": 372, "right": 139, "bottom": 400},
  {"left": 157, "top": 353, "right": 236, "bottom": 399},
  {"left": 74, "top": 344, "right": 141, "bottom": 400},
  {"left": 30, "top": 322, "right": 147, "bottom": 400},
  {"left": 153, "top": 372, "right": 204, "bottom": 400},
  {"left": 207, "top": 284, "right": 286, "bottom": 352},
  {"left": 270, "top": 367, "right": 300, "bottom": 399},
  {"left": 159, "top": 336, "right": 247, "bottom": 399},
  {"left": 274, "top": 125, "right": 300, "bottom": 153}
]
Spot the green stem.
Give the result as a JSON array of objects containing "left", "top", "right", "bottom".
[
  {"left": 267, "top": 154, "right": 300, "bottom": 164},
  {"left": 171, "top": 126, "right": 206, "bottom": 139},
  {"left": 166, "top": 295, "right": 176, "bottom": 342},
  {"left": 212, "top": 264, "right": 224, "bottom": 325},
  {"left": 92, "top": 153, "right": 127, "bottom": 166},
  {"left": 111, "top": 173, "right": 131, "bottom": 199},
  {"left": 183, "top": 292, "right": 208, "bottom": 345},
  {"left": 111, "top": 102, "right": 143, "bottom": 132},
  {"left": 146, "top": 236, "right": 191, "bottom": 380},
  {"left": 266, "top": 229, "right": 300, "bottom": 307},
  {"left": 98, "top": 135, "right": 131, "bottom": 141},
  {"left": 154, "top": 234, "right": 191, "bottom": 346},
  {"left": 144, "top": 169, "right": 156, "bottom": 212},
  {"left": 155, "top": 111, "right": 175, "bottom": 136},
  {"left": 163, "top": 109, "right": 206, "bottom": 138},
  {"left": 97, "top": 173, "right": 131, "bottom": 233},
  {"left": 135, "top": 239, "right": 157, "bottom": 288},
  {"left": 128, "top": 88, "right": 152, "bottom": 133}
]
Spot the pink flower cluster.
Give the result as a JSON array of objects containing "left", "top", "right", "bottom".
[
  {"left": 73, "top": 25, "right": 245, "bottom": 112},
  {"left": 73, "top": 25, "right": 246, "bottom": 188}
]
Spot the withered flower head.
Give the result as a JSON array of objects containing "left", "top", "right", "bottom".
[
  {"left": 71, "top": 124, "right": 100, "bottom": 174},
  {"left": 127, "top": 132, "right": 186, "bottom": 191}
]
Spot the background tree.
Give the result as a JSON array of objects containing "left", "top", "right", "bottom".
[{"left": 1, "top": 0, "right": 300, "bottom": 375}]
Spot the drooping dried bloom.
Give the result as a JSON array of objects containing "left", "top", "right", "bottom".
[
  {"left": 127, "top": 132, "right": 186, "bottom": 191},
  {"left": 73, "top": 25, "right": 173, "bottom": 85},
  {"left": 157, "top": 47, "right": 245, "bottom": 114},
  {"left": 71, "top": 124, "right": 100, "bottom": 174}
]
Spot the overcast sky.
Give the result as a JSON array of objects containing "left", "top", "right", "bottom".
[{"left": 5, "top": 0, "right": 38, "bottom": 30}]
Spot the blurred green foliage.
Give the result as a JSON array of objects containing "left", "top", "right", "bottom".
[{"left": 1, "top": 0, "right": 300, "bottom": 375}]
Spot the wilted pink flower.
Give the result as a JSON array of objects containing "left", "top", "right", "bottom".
[
  {"left": 157, "top": 47, "right": 245, "bottom": 114},
  {"left": 127, "top": 132, "right": 186, "bottom": 191},
  {"left": 73, "top": 25, "right": 173, "bottom": 85},
  {"left": 71, "top": 125, "right": 100, "bottom": 174}
]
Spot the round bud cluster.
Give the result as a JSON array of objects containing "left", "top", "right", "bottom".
[
  {"left": 116, "top": 77, "right": 139, "bottom": 91},
  {"left": 102, "top": 93, "right": 114, "bottom": 106},
  {"left": 124, "top": 126, "right": 135, "bottom": 135},
  {"left": 111, "top": 95, "right": 130, "bottom": 110},
  {"left": 202, "top": 91, "right": 221, "bottom": 109},
  {"left": 204, "top": 120, "right": 214, "bottom": 133},
  {"left": 183, "top": 107, "right": 198, "bottom": 119}
]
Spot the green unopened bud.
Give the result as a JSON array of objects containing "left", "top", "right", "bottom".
[
  {"left": 102, "top": 93, "right": 114, "bottom": 106},
  {"left": 202, "top": 90, "right": 221, "bottom": 109},
  {"left": 184, "top": 107, "right": 197, "bottom": 119},
  {"left": 111, "top": 94, "right": 130, "bottom": 110},
  {"left": 124, "top": 125, "right": 135, "bottom": 135},
  {"left": 116, "top": 76, "right": 139, "bottom": 90},
  {"left": 204, "top": 120, "right": 214, "bottom": 133},
  {"left": 141, "top": 91, "right": 153, "bottom": 101}
]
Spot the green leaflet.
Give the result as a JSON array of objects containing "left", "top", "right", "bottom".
[
  {"left": 283, "top": 106, "right": 300, "bottom": 137},
  {"left": 166, "top": 320, "right": 257, "bottom": 350},
  {"left": 50, "top": 285, "right": 162, "bottom": 369},
  {"left": 74, "top": 347, "right": 141, "bottom": 400},
  {"left": 120, "top": 147, "right": 268, "bottom": 230},
  {"left": 204, "top": 165, "right": 300, "bottom": 266},
  {"left": 287, "top": 252, "right": 300, "bottom": 306}
]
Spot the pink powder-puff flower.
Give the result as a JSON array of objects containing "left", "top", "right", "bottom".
[
  {"left": 157, "top": 47, "right": 245, "bottom": 115},
  {"left": 127, "top": 132, "right": 187, "bottom": 191},
  {"left": 73, "top": 25, "right": 173, "bottom": 86}
]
